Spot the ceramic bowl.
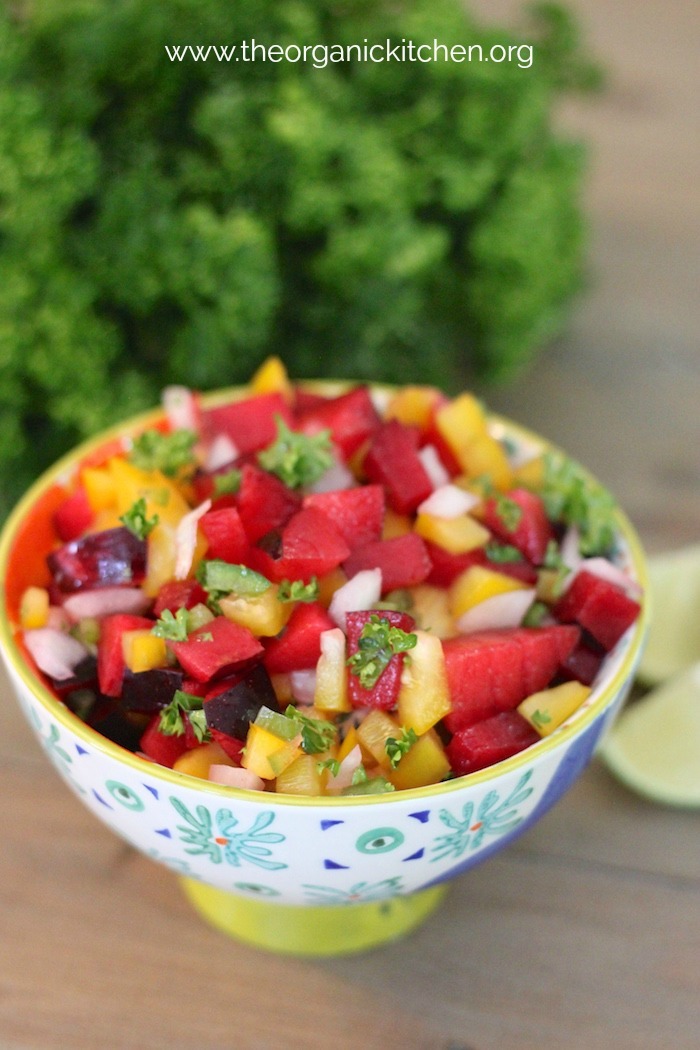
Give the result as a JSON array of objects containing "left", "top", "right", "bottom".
[{"left": 0, "top": 385, "right": 649, "bottom": 955}]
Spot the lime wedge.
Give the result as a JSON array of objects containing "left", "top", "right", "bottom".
[
  {"left": 601, "top": 664, "right": 700, "bottom": 808},
  {"left": 636, "top": 544, "right": 700, "bottom": 685}
]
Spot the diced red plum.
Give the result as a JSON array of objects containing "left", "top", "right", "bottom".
[
  {"left": 363, "top": 420, "right": 433, "bottom": 515},
  {"left": 442, "top": 625, "right": 580, "bottom": 733},
  {"left": 120, "top": 667, "right": 186, "bottom": 714},
  {"left": 343, "top": 533, "right": 432, "bottom": 594},
  {"left": 303, "top": 485, "right": 385, "bottom": 551},
  {"left": 202, "top": 392, "right": 294, "bottom": 455},
  {"left": 169, "top": 617, "right": 264, "bottom": 683},
  {"left": 199, "top": 505, "right": 252, "bottom": 563},
  {"left": 47, "top": 527, "right": 147, "bottom": 594},
  {"left": 446, "top": 711, "right": 540, "bottom": 775},
  {"left": 560, "top": 639, "right": 606, "bottom": 686},
  {"left": 252, "top": 506, "right": 351, "bottom": 583},
  {"left": 345, "top": 609, "right": 416, "bottom": 710},
  {"left": 482, "top": 489, "right": 555, "bottom": 566},
  {"left": 153, "top": 579, "right": 208, "bottom": 617},
  {"left": 236, "top": 462, "right": 301, "bottom": 544},
  {"left": 296, "top": 386, "right": 381, "bottom": 459},
  {"left": 53, "top": 486, "right": 94, "bottom": 542},
  {"left": 263, "top": 602, "right": 336, "bottom": 674},
  {"left": 204, "top": 664, "right": 280, "bottom": 741},
  {"left": 553, "top": 570, "right": 641, "bottom": 651}
]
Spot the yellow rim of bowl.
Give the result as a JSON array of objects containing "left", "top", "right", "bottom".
[{"left": 0, "top": 382, "right": 650, "bottom": 808}]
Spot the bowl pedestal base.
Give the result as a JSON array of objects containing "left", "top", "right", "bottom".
[{"left": 180, "top": 877, "right": 448, "bottom": 956}]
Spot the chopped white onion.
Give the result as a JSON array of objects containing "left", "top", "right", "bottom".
[
  {"left": 328, "top": 568, "right": 383, "bottom": 629},
  {"left": 559, "top": 527, "right": 583, "bottom": 574},
  {"left": 208, "top": 765, "right": 265, "bottom": 791},
  {"left": 417, "top": 444, "right": 450, "bottom": 490},
  {"left": 174, "top": 499, "right": 212, "bottom": 580},
  {"left": 62, "top": 586, "right": 151, "bottom": 623},
  {"left": 162, "top": 385, "right": 199, "bottom": 432},
  {"left": 204, "top": 433, "right": 239, "bottom": 472},
  {"left": 290, "top": 669, "right": 318, "bottom": 705},
  {"left": 455, "top": 588, "right": 536, "bottom": 634},
  {"left": 23, "top": 627, "right": 89, "bottom": 681},
  {"left": 326, "top": 744, "right": 363, "bottom": 793},
  {"left": 308, "top": 449, "right": 355, "bottom": 493},
  {"left": 417, "top": 483, "right": 480, "bottom": 519}
]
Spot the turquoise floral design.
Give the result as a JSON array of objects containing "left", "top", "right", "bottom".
[
  {"left": 431, "top": 771, "right": 534, "bottom": 863},
  {"left": 302, "top": 877, "right": 404, "bottom": 905},
  {"left": 170, "top": 798, "right": 288, "bottom": 872}
]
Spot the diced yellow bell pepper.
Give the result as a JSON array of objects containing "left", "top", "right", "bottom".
[
  {"left": 219, "top": 585, "right": 292, "bottom": 637},
  {"left": 144, "top": 521, "right": 178, "bottom": 598},
  {"left": 459, "top": 434, "right": 514, "bottom": 491},
  {"left": 384, "top": 385, "right": 441, "bottom": 430},
  {"left": 316, "top": 567, "right": 347, "bottom": 608},
  {"left": 414, "top": 511, "right": 490, "bottom": 554},
  {"left": 19, "top": 586, "right": 50, "bottom": 629},
  {"left": 397, "top": 630, "right": 452, "bottom": 734},
  {"left": 242, "top": 723, "right": 302, "bottom": 780},
  {"left": 434, "top": 395, "right": 513, "bottom": 489},
  {"left": 313, "top": 627, "right": 351, "bottom": 713},
  {"left": 356, "top": 709, "right": 401, "bottom": 772},
  {"left": 121, "top": 629, "right": 168, "bottom": 673},
  {"left": 449, "top": 564, "right": 529, "bottom": 620},
  {"left": 518, "top": 681, "right": 592, "bottom": 737},
  {"left": 337, "top": 725, "right": 359, "bottom": 763},
  {"left": 173, "top": 742, "right": 237, "bottom": 780},
  {"left": 81, "top": 465, "right": 116, "bottom": 513},
  {"left": 108, "top": 456, "right": 191, "bottom": 528},
  {"left": 387, "top": 729, "right": 451, "bottom": 791},
  {"left": 409, "top": 584, "right": 456, "bottom": 639},
  {"left": 249, "top": 355, "right": 294, "bottom": 402},
  {"left": 274, "top": 753, "right": 330, "bottom": 796},
  {"left": 382, "top": 509, "right": 413, "bottom": 539},
  {"left": 513, "top": 453, "right": 546, "bottom": 490}
]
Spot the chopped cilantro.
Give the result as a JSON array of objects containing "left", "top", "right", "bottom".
[
  {"left": 187, "top": 709, "right": 211, "bottom": 744},
  {"left": 385, "top": 727, "right": 418, "bottom": 769},
  {"left": 493, "top": 493, "right": 523, "bottom": 532},
  {"left": 530, "top": 709, "right": 552, "bottom": 730},
  {"left": 119, "top": 497, "right": 159, "bottom": 539},
  {"left": 128, "top": 428, "right": 198, "bottom": 477},
  {"left": 284, "top": 706, "right": 337, "bottom": 754},
  {"left": 347, "top": 614, "right": 417, "bottom": 690},
  {"left": 317, "top": 756, "right": 341, "bottom": 777},
  {"left": 258, "top": 415, "right": 333, "bottom": 489},
  {"left": 277, "top": 577, "right": 319, "bottom": 603},
  {"left": 540, "top": 452, "right": 617, "bottom": 556},
  {"left": 340, "top": 770, "right": 396, "bottom": 796},
  {"left": 151, "top": 607, "right": 190, "bottom": 642},
  {"left": 522, "top": 601, "right": 549, "bottom": 627},
  {"left": 485, "top": 542, "right": 523, "bottom": 563},
  {"left": 212, "top": 468, "right": 242, "bottom": 498},
  {"left": 158, "top": 690, "right": 204, "bottom": 736}
]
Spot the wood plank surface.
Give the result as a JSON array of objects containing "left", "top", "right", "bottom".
[{"left": 1, "top": 2, "right": 698, "bottom": 1047}]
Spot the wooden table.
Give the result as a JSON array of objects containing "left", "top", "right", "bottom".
[{"left": 1, "top": 2, "right": 698, "bottom": 1046}]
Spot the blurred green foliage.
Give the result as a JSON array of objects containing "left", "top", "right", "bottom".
[{"left": 0, "top": 0, "right": 599, "bottom": 517}]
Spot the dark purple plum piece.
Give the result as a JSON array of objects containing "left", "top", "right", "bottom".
[
  {"left": 47, "top": 527, "right": 147, "bottom": 593},
  {"left": 204, "top": 664, "right": 280, "bottom": 741},
  {"left": 119, "top": 667, "right": 186, "bottom": 715}
]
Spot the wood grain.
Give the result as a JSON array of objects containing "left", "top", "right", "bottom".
[{"left": 1, "top": 2, "right": 698, "bottom": 1047}]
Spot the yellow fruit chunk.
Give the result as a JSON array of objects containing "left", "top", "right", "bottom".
[
  {"left": 121, "top": 629, "right": 168, "bottom": 674},
  {"left": 314, "top": 628, "right": 351, "bottom": 713},
  {"left": 385, "top": 386, "right": 441, "bottom": 430},
  {"left": 316, "top": 567, "right": 347, "bottom": 608},
  {"left": 388, "top": 729, "right": 451, "bottom": 791},
  {"left": 636, "top": 544, "right": 700, "bottom": 684},
  {"left": 144, "top": 522, "right": 178, "bottom": 598},
  {"left": 449, "top": 565, "right": 528, "bottom": 620},
  {"left": 249, "top": 355, "right": 294, "bottom": 402},
  {"left": 356, "top": 709, "right": 400, "bottom": 772},
  {"left": 19, "top": 586, "right": 50, "bottom": 629},
  {"left": 108, "top": 456, "right": 191, "bottom": 528},
  {"left": 173, "top": 742, "right": 237, "bottom": 780},
  {"left": 275, "top": 753, "right": 330, "bottom": 796},
  {"left": 460, "top": 434, "right": 514, "bottom": 491},
  {"left": 382, "top": 509, "right": 412, "bottom": 539},
  {"left": 517, "top": 681, "right": 591, "bottom": 737},
  {"left": 337, "top": 725, "right": 359, "bottom": 763},
  {"left": 398, "top": 630, "right": 451, "bottom": 734},
  {"left": 435, "top": 392, "right": 489, "bottom": 450},
  {"left": 242, "top": 723, "right": 302, "bottom": 780},
  {"left": 601, "top": 664, "right": 700, "bottom": 808},
  {"left": 414, "top": 511, "right": 490, "bottom": 554},
  {"left": 219, "top": 586, "right": 292, "bottom": 637},
  {"left": 81, "top": 465, "right": 116, "bottom": 513},
  {"left": 513, "top": 453, "right": 546, "bottom": 489},
  {"left": 409, "top": 584, "right": 456, "bottom": 639}
]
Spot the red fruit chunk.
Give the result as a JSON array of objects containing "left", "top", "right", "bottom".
[
  {"left": 345, "top": 609, "right": 416, "bottom": 710},
  {"left": 560, "top": 640, "right": 605, "bottom": 686},
  {"left": 425, "top": 542, "right": 538, "bottom": 587},
  {"left": 363, "top": 420, "right": 433, "bottom": 515},
  {"left": 253, "top": 506, "right": 351, "bottom": 583},
  {"left": 343, "top": 533, "right": 432, "bottom": 594},
  {"left": 202, "top": 392, "right": 294, "bottom": 455},
  {"left": 482, "top": 488, "right": 555, "bottom": 566},
  {"left": 236, "top": 463, "right": 301, "bottom": 544},
  {"left": 47, "top": 527, "right": 147, "bottom": 593},
  {"left": 303, "top": 485, "right": 385, "bottom": 551},
  {"left": 97, "top": 614, "right": 156, "bottom": 697},
  {"left": 442, "top": 625, "right": 580, "bottom": 733},
  {"left": 140, "top": 715, "right": 189, "bottom": 768},
  {"left": 169, "top": 617, "right": 264, "bottom": 683},
  {"left": 53, "top": 486, "right": 94, "bottom": 542},
  {"left": 153, "top": 578, "right": 208, "bottom": 617},
  {"left": 200, "top": 505, "right": 252, "bottom": 563},
  {"left": 263, "top": 602, "right": 336, "bottom": 674},
  {"left": 297, "top": 386, "right": 381, "bottom": 459},
  {"left": 446, "top": 711, "right": 540, "bottom": 775},
  {"left": 553, "top": 570, "right": 641, "bottom": 651}
]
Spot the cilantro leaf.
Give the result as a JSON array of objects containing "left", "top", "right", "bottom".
[
  {"left": 284, "top": 705, "right": 337, "bottom": 754},
  {"left": 347, "top": 614, "right": 417, "bottom": 690},
  {"left": 158, "top": 690, "right": 205, "bottom": 737},
  {"left": 277, "top": 577, "right": 319, "bottom": 603},
  {"left": 151, "top": 607, "right": 190, "bottom": 642},
  {"left": 385, "top": 727, "right": 418, "bottom": 769},
  {"left": 540, "top": 452, "right": 618, "bottom": 556},
  {"left": 485, "top": 542, "right": 523, "bottom": 563},
  {"left": 212, "top": 468, "right": 242, "bottom": 498},
  {"left": 257, "top": 415, "right": 333, "bottom": 489},
  {"left": 128, "top": 428, "right": 198, "bottom": 477},
  {"left": 119, "top": 497, "right": 159, "bottom": 539}
]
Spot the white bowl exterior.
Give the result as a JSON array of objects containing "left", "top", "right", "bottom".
[{"left": 1, "top": 642, "right": 636, "bottom": 907}]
